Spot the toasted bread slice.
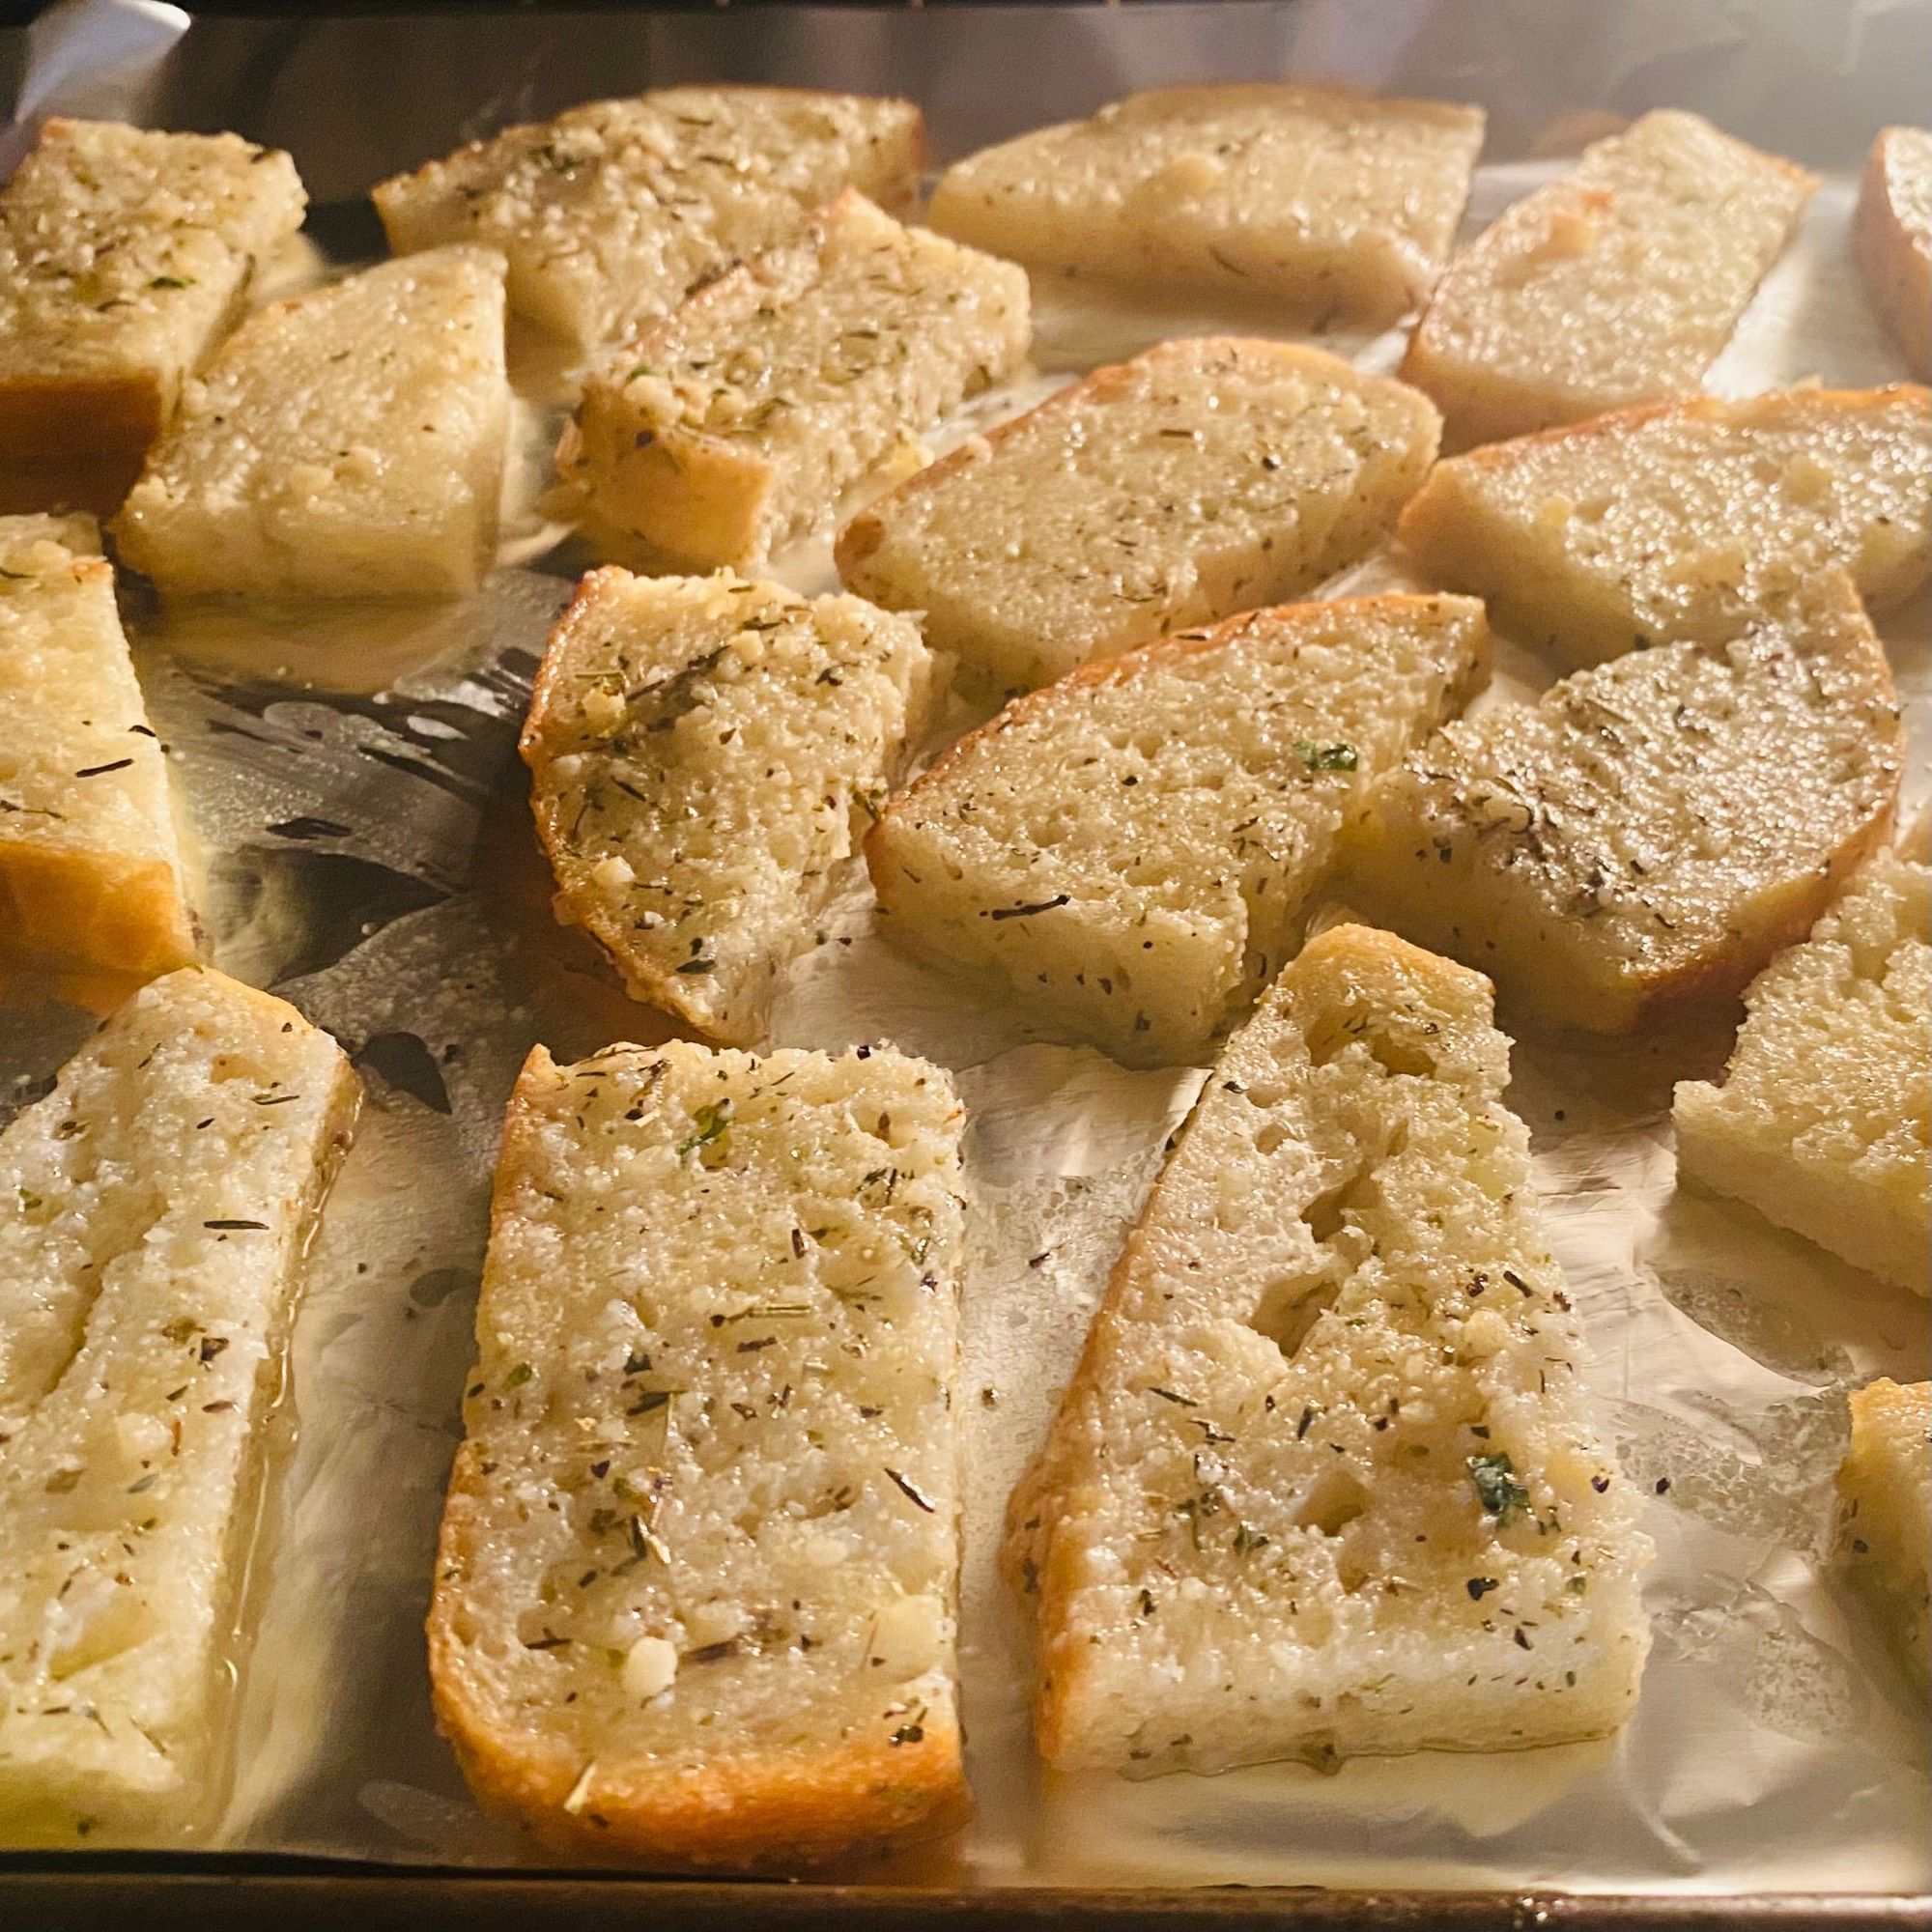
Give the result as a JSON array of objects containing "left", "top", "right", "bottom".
[
  {"left": 1398, "top": 384, "right": 1932, "bottom": 668},
  {"left": 1855, "top": 128, "right": 1932, "bottom": 379},
  {"left": 112, "top": 247, "right": 509, "bottom": 600},
  {"left": 1673, "top": 821, "right": 1929, "bottom": 1293},
  {"left": 1836, "top": 1378, "right": 1930, "bottom": 1692},
  {"left": 0, "top": 513, "right": 195, "bottom": 977},
  {"left": 1005, "top": 923, "right": 1651, "bottom": 1775},
  {"left": 926, "top": 83, "right": 1483, "bottom": 327},
  {"left": 1346, "top": 574, "right": 1902, "bottom": 1035},
  {"left": 561, "top": 190, "right": 1031, "bottom": 570},
  {"left": 836, "top": 337, "right": 1440, "bottom": 692},
  {"left": 0, "top": 118, "right": 306, "bottom": 466},
  {"left": 867, "top": 594, "right": 1491, "bottom": 1066},
  {"left": 1401, "top": 110, "right": 1815, "bottom": 447},
  {"left": 0, "top": 967, "right": 358, "bottom": 1839},
  {"left": 374, "top": 88, "right": 924, "bottom": 358},
  {"left": 430, "top": 1039, "right": 969, "bottom": 1868},
  {"left": 521, "top": 567, "right": 937, "bottom": 1046}
]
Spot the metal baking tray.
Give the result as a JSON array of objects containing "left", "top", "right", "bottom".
[{"left": 2, "top": 2, "right": 1928, "bottom": 1924}]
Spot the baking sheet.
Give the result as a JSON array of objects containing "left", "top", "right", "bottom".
[{"left": 2, "top": 0, "right": 1929, "bottom": 1896}]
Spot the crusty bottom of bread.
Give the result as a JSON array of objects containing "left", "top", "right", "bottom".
[
  {"left": 432, "top": 1660, "right": 970, "bottom": 1871},
  {"left": 0, "top": 840, "right": 196, "bottom": 980}
]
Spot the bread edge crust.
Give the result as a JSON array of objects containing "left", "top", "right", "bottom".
[{"left": 1854, "top": 129, "right": 1932, "bottom": 381}]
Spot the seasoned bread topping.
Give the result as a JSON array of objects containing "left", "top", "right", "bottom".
[
  {"left": 375, "top": 87, "right": 924, "bottom": 357},
  {"left": 838, "top": 336, "right": 1440, "bottom": 691},
  {"left": 563, "top": 189, "right": 1030, "bottom": 570}
]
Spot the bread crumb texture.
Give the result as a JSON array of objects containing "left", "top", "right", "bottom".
[
  {"left": 1398, "top": 383, "right": 1932, "bottom": 668},
  {"left": 868, "top": 594, "right": 1491, "bottom": 1066},
  {"left": 1855, "top": 127, "right": 1932, "bottom": 379},
  {"left": 112, "top": 246, "right": 510, "bottom": 600},
  {"left": 429, "top": 1038, "right": 968, "bottom": 1867},
  {"left": 374, "top": 87, "right": 923, "bottom": 357},
  {"left": 1674, "top": 822, "right": 1930, "bottom": 1293},
  {"left": 1345, "top": 573, "right": 1902, "bottom": 1035},
  {"left": 1402, "top": 109, "right": 1815, "bottom": 446},
  {"left": 836, "top": 336, "right": 1440, "bottom": 692},
  {"left": 1835, "top": 1378, "right": 1930, "bottom": 1692},
  {"left": 0, "top": 117, "right": 305, "bottom": 462},
  {"left": 562, "top": 188, "right": 1031, "bottom": 570},
  {"left": 0, "top": 968, "right": 357, "bottom": 1838},
  {"left": 521, "top": 567, "right": 936, "bottom": 1046},
  {"left": 1006, "top": 923, "right": 1651, "bottom": 1775},
  {"left": 927, "top": 82, "right": 1484, "bottom": 327},
  {"left": 0, "top": 514, "right": 194, "bottom": 977}
]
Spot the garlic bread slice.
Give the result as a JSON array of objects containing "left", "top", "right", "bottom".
[
  {"left": 430, "top": 1038, "right": 969, "bottom": 1866},
  {"left": 0, "top": 968, "right": 357, "bottom": 1838},
  {"left": 1346, "top": 573, "right": 1903, "bottom": 1034},
  {"left": 1007, "top": 923, "right": 1651, "bottom": 1775},
  {"left": 867, "top": 594, "right": 1490, "bottom": 1065},
  {"left": 521, "top": 567, "right": 937, "bottom": 1046}
]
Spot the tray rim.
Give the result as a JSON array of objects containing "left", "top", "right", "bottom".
[
  {"left": 3, "top": 7, "right": 1929, "bottom": 1921},
  {"left": 2, "top": 1856, "right": 1930, "bottom": 1927}
]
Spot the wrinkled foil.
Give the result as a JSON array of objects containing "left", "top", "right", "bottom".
[{"left": 2, "top": 0, "right": 1928, "bottom": 1894}]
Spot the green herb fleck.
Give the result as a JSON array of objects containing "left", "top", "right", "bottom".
[
  {"left": 1296, "top": 741, "right": 1358, "bottom": 773},
  {"left": 675, "top": 1098, "right": 733, "bottom": 1159},
  {"left": 1467, "top": 1452, "right": 1531, "bottom": 1526}
]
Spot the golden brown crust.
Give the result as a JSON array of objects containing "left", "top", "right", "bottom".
[
  {"left": 1855, "top": 130, "right": 1932, "bottom": 380},
  {"left": 0, "top": 454, "right": 147, "bottom": 519},
  {"left": 426, "top": 1043, "right": 969, "bottom": 1870},
  {"left": 433, "top": 1633, "right": 968, "bottom": 1871},
  {"left": 0, "top": 526, "right": 195, "bottom": 977},
  {"left": 0, "top": 839, "right": 197, "bottom": 980}
]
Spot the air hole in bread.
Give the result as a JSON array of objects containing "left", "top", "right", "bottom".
[
  {"left": 1336, "top": 1554, "right": 1374, "bottom": 1594},
  {"left": 1307, "top": 1012, "right": 1442, "bottom": 1078},
  {"left": 1251, "top": 1276, "right": 1340, "bottom": 1359},
  {"left": 1303, "top": 1178, "right": 1358, "bottom": 1245},
  {"left": 1293, "top": 1466, "right": 1369, "bottom": 1538}
]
